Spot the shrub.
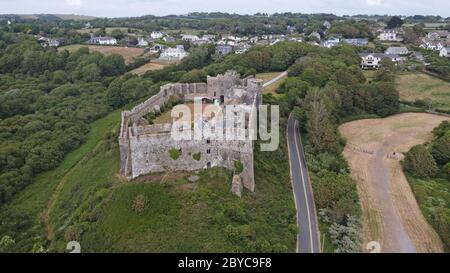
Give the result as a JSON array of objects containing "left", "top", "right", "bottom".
[
  {"left": 403, "top": 144, "right": 438, "bottom": 178},
  {"left": 234, "top": 160, "right": 244, "bottom": 174},
  {"left": 169, "top": 148, "right": 181, "bottom": 160},
  {"left": 132, "top": 194, "right": 149, "bottom": 214},
  {"left": 192, "top": 152, "right": 201, "bottom": 161}
]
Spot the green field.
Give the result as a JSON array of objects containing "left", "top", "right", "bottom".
[{"left": 396, "top": 72, "right": 450, "bottom": 111}]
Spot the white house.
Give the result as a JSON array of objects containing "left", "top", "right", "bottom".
[
  {"left": 181, "top": 34, "right": 199, "bottom": 42},
  {"left": 160, "top": 47, "right": 188, "bottom": 60},
  {"left": 440, "top": 47, "right": 450, "bottom": 58},
  {"left": 359, "top": 53, "right": 401, "bottom": 69},
  {"left": 89, "top": 36, "right": 117, "bottom": 45},
  {"left": 322, "top": 37, "right": 340, "bottom": 48},
  {"left": 420, "top": 38, "right": 444, "bottom": 51},
  {"left": 137, "top": 37, "right": 149, "bottom": 47},
  {"left": 378, "top": 29, "right": 401, "bottom": 41},
  {"left": 323, "top": 21, "right": 331, "bottom": 29},
  {"left": 150, "top": 31, "right": 164, "bottom": 39}
]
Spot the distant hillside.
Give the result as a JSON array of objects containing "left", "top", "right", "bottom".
[{"left": 0, "top": 14, "right": 96, "bottom": 21}]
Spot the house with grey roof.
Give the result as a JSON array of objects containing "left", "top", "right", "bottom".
[
  {"left": 385, "top": 46, "right": 409, "bottom": 55},
  {"left": 440, "top": 47, "right": 450, "bottom": 58},
  {"left": 343, "top": 38, "right": 368, "bottom": 46}
]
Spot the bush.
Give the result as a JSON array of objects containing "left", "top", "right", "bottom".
[
  {"left": 403, "top": 144, "right": 438, "bottom": 178},
  {"left": 234, "top": 160, "right": 244, "bottom": 174},
  {"left": 192, "top": 152, "right": 201, "bottom": 161},
  {"left": 132, "top": 194, "right": 149, "bottom": 214},
  {"left": 169, "top": 148, "right": 181, "bottom": 160}
]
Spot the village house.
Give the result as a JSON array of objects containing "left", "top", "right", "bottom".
[
  {"left": 181, "top": 34, "right": 200, "bottom": 42},
  {"left": 343, "top": 38, "right": 368, "bottom": 47},
  {"left": 385, "top": 46, "right": 409, "bottom": 55},
  {"left": 359, "top": 53, "right": 401, "bottom": 69},
  {"left": 322, "top": 37, "right": 340, "bottom": 48},
  {"left": 378, "top": 29, "right": 402, "bottom": 42},
  {"left": 137, "top": 37, "right": 149, "bottom": 47},
  {"left": 150, "top": 31, "right": 164, "bottom": 39},
  {"left": 163, "top": 36, "right": 176, "bottom": 43},
  {"left": 323, "top": 20, "right": 331, "bottom": 29},
  {"left": 420, "top": 38, "right": 444, "bottom": 51},
  {"left": 89, "top": 36, "right": 117, "bottom": 45},
  {"left": 215, "top": 44, "right": 233, "bottom": 56},
  {"left": 38, "top": 37, "right": 66, "bottom": 47},
  {"left": 150, "top": 44, "right": 166, "bottom": 53},
  {"left": 309, "top": 31, "right": 321, "bottom": 41},
  {"left": 234, "top": 43, "right": 251, "bottom": 54},
  {"left": 160, "top": 45, "right": 188, "bottom": 60},
  {"left": 440, "top": 47, "right": 450, "bottom": 58}
]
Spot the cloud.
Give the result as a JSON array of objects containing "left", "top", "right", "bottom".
[
  {"left": 65, "top": 0, "right": 81, "bottom": 6},
  {"left": 366, "top": 0, "right": 382, "bottom": 6}
]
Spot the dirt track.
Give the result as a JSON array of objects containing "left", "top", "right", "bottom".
[{"left": 339, "top": 113, "right": 448, "bottom": 253}]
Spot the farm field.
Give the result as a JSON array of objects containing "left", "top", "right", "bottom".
[
  {"left": 130, "top": 60, "right": 176, "bottom": 75},
  {"left": 256, "top": 72, "right": 286, "bottom": 95},
  {"left": 396, "top": 72, "right": 450, "bottom": 111},
  {"left": 339, "top": 113, "right": 449, "bottom": 253},
  {"left": 58, "top": 44, "right": 147, "bottom": 64}
]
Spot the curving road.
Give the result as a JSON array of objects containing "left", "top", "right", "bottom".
[{"left": 287, "top": 116, "right": 321, "bottom": 253}]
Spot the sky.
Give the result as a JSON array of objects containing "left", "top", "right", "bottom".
[{"left": 0, "top": 0, "right": 449, "bottom": 18}]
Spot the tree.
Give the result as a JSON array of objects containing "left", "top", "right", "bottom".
[
  {"left": 403, "top": 144, "right": 438, "bottom": 178},
  {"left": 386, "top": 16, "right": 404, "bottom": 29},
  {"left": 431, "top": 133, "right": 450, "bottom": 165}
]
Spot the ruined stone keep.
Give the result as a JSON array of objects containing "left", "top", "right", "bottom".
[{"left": 119, "top": 71, "right": 263, "bottom": 192}]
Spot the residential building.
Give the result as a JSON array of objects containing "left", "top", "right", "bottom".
[
  {"left": 420, "top": 38, "right": 444, "bottom": 51},
  {"left": 216, "top": 44, "right": 233, "bottom": 56},
  {"left": 181, "top": 34, "right": 200, "bottom": 42},
  {"left": 385, "top": 46, "right": 409, "bottom": 55},
  {"left": 137, "top": 38, "right": 149, "bottom": 47},
  {"left": 323, "top": 21, "right": 331, "bottom": 29},
  {"left": 378, "top": 29, "right": 401, "bottom": 41},
  {"left": 150, "top": 31, "right": 164, "bottom": 39},
  {"left": 322, "top": 37, "right": 340, "bottom": 48},
  {"left": 89, "top": 36, "right": 117, "bottom": 45},
  {"left": 359, "top": 53, "right": 401, "bottom": 69},
  {"left": 440, "top": 47, "right": 450, "bottom": 58},
  {"left": 163, "top": 36, "right": 176, "bottom": 43},
  {"left": 160, "top": 46, "right": 188, "bottom": 60},
  {"left": 343, "top": 38, "right": 368, "bottom": 46}
]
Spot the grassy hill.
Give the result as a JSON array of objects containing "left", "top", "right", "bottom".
[{"left": 1, "top": 106, "right": 296, "bottom": 253}]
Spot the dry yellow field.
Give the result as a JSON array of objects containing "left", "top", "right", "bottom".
[
  {"left": 256, "top": 72, "right": 286, "bottom": 95},
  {"left": 58, "top": 44, "right": 147, "bottom": 64},
  {"left": 396, "top": 72, "right": 450, "bottom": 111},
  {"left": 130, "top": 59, "right": 176, "bottom": 75},
  {"left": 339, "top": 113, "right": 449, "bottom": 253}
]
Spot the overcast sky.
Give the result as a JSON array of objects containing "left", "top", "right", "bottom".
[{"left": 0, "top": 0, "right": 449, "bottom": 18}]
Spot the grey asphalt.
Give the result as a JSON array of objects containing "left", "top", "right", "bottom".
[{"left": 287, "top": 116, "right": 321, "bottom": 253}]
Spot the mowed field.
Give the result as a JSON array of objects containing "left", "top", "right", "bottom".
[
  {"left": 256, "top": 72, "right": 286, "bottom": 95},
  {"left": 130, "top": 59, "right": 176, "bottom": 75},
  {"left": 396, "top": 72, "right": 450, "bottom": 111},
  {"left": 339, "top": 113, "right": 449, "bottom": 253},
  {"left": 58, "top": 44, "right": 147, "bottom": 64}
]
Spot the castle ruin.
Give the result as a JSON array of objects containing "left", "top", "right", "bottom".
[{"left": 119, "top": 71, "right": 263, "bottom": 193}]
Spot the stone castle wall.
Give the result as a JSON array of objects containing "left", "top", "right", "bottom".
[{"left": 119, "top": 71, "right": 261, "bottom": 192}]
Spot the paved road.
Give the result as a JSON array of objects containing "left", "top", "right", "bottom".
[
  {"left": 262, "top": 71, "right": 287, "bottom": 88},
  {"left": 287, "top": 116, "right": 321, "bottom": 253}
]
